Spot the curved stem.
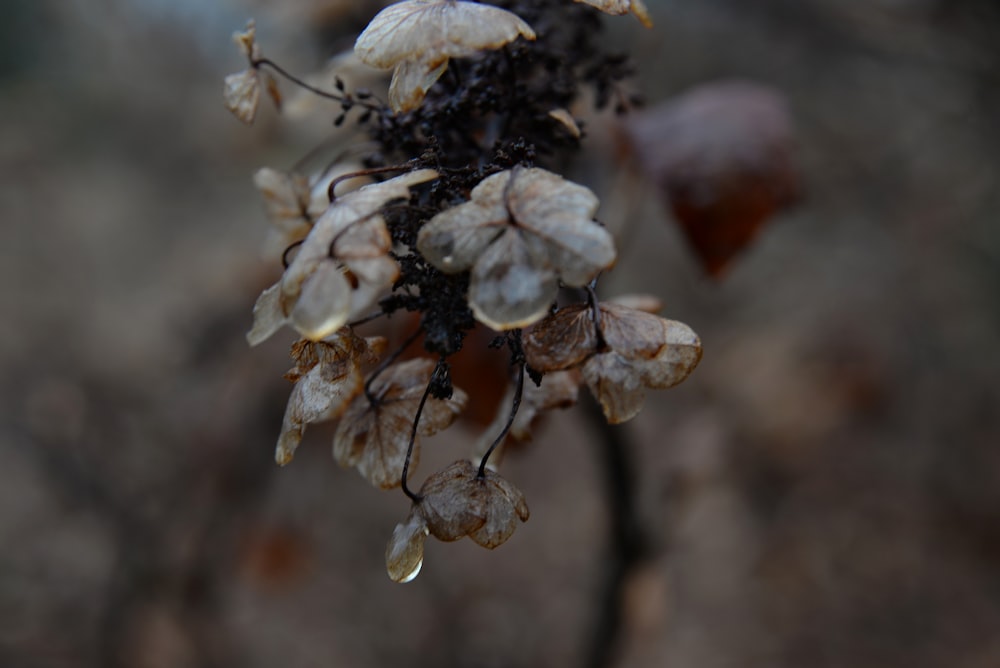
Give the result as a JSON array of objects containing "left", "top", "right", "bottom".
[
  {"left": 364, "top": 328, "right": 422, "bottom": 404},
  {"left": 401, "top": 359, "right": 445, "bottom": 502},
  {"left": 477, "top": 361, "right": 525, "bottom": 478},
  {"left": 252, "top": 58, "right": 380, "bottom": 110}
]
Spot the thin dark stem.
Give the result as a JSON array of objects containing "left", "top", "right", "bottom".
[
  {"left": 477, "top": 361, "right": 525, "bottom": 478},
  {"left": 581, "top": 394, "right": 648, "bottom": 668},
  {"left": 364, "top": 328, "right": 422, "bottom": 404},
  {"left": 401, "top": 359, "right": 445, "bottom": 502},
  {"left": 281, "top": 239, "right": 304, "bottom": 269},
  {"left": 252, "top": 58, "right": 380, "bottom": 110}
]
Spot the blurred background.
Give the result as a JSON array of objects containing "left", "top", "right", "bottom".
[{"left": 2, "top": 0, "right": 1000, "bottom": 666}]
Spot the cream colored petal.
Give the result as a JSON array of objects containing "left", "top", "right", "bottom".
[
  {"left": 289, "top": 261, "right": 352, "bottom": 341},
  {"left": 253, "top": 168, "right": 314, "bottom": 235},
  {"left": 505, "top": 168, "right": 614, "bottom": 285},
  {"left": 548, "top": 108, "right": 581, "bottom": 138},
  {"left": 388, "top": 59, "right": 448, "bottom": 113},
  {"left": 247, "top": 282, "right": 289, "bottom": 346},
  {"left": 355, "top": 0, "right": 535, "bottom": 69},
  {"left": 223, "top": 69, "right": 260, "bottom": 125},
  {"left": 469, "top": 229, "right": 557, "bottom": 331},
  {"left": 417, "top": 204, "right": 507, "bottom": 273}
]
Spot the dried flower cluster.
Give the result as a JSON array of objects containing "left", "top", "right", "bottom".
[{"left": 224, "top": 0, "right": 702, "bottom": 582}]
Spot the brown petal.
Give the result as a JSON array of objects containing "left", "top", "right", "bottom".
[
  {"left": 523, "top": 304, "right": 599, "bottom": 372},
  {"left": 418, "top": 460, "right": 529, "bottom": 547}
]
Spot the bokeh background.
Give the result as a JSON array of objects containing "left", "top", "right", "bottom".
[{"left": 3, "top": 1, "right": 1000, "bottom": 667}]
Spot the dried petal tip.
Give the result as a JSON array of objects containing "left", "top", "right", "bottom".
[
  {"left": 575, "top": 0, "right": 653, "bottom": 27},
  {"left": 386, "top": 514, "right": 428, "bottom": 583}
]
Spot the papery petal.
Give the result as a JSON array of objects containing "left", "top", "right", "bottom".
[
  {"left": 247, "top": 282, "right": 289, "bottom": 346},
  {"left": 223, "top": 69, "right": 260, "bottom": 125},
  {"left": 386, "top": 513, "right": 428, "bottom": 583},
  {"left": 583, "top": 351, "right": 647, "bottom": 424},
  {"left": 523, "top": 304, "right": 599, "bottom": 371},
  {"left": 469, "top": 229, "right": 556, "bottom": 330},
  {"left": 289, "top": 261, "right": 353, "bottom": 341}
]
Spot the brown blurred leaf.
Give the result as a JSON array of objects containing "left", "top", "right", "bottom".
[
  {"left": 624, "top": 80, "right": 798, "bottom": 277},
  {"left": 333, "top": 358, "right": 467, "bottom": 489}
]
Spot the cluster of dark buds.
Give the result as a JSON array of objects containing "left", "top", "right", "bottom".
[{"left": 224, "top": 0, "right": 701, "bottom": 582}]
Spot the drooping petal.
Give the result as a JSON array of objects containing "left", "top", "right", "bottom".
[
  {"left": 388, "top": 59, "right": 448, "bottom": 113},
  {"left": 289, "top": 261, "right": 353, "bottom": 341},
  {"left": 523, "top": 304, "right": 599, "bottom": 372},
  {"left": 386, "top": 513, "right": 428, "bottom": 583},
  {"left": 582, "top": 350, "right": 647, "bottom": 424}
]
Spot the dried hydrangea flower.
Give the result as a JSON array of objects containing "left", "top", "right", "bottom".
[
  {"left": 525, "top": 302, "right": 702, "bottom": 423},
  {"left": 417, "top": 167, "right": 616, "bottom": 330},
  {"left": 275, "top": 332, "right": 386, "bottom": 466},
  {"left": 574, "top": 0, "right": 653, "bottom": 28},
  {"left": 354, "top": 0, "right": 536, "bottom": 112},
  {"left": 418, "top": 460, "right": 529, "bottom": 547},
  {"left": 333, "top": 358, "right": 468, "bottom": 489},
  {"left": 249, "top": 169, "right": 438, "bottom": 343}
]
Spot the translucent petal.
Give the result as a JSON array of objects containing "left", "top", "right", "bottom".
[
  {"left": 355, "top": 0, "right": 535, "bottom": 69},
  {"left": 469, "top": 229, "right": 557, "bottom": 330},
  {"left": 417, "top": 201, "right": 506, "bottom": 273},
  {"left": 247, "top": 282, "right": 289, "bottom": 346},
  {"left": 523, "top": 304, "right": 599, "bottom": 372},
  {"left": 417, "top": 461, "right": 529, "bottom": 548},
  {"left": 223, "top": 69, "right": 260, "bottom": 125},
  {"left": 386, "top": 513, "right": 428, "bottom": 583},
  {"left": 582, "top": 351, "right": 647, "bottom": 424},
  {"left": 289, "top": 261, "right": 352, "bottom": 341},
  {"left": 332, "top": 359, "right": 467, "bottom": 489},
  {"left": 388, "top": 59, "right": 448, "bottom": 113},
  {"left": 637, "top": 321, "right": 703, "bottom": 389}
]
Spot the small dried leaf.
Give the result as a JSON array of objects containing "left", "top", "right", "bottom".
[
  {"left": 386, "top": 513, "right": 428, "bottom": 583},
  {"left": 333, "top": 359, "right": 467, "bottom": 489},
  {"left": 355, "top": 0, "right": 535, "bottom": 68},
  {"left": 275, "top": 331, "right": 379, "bottom": 466},
  {"left": 574, "top": 0, "right": 653, "bottom": 27},
  {"left": 418, "top": 460, "right": 529, "bottom": 548},
  {"left": 223, "top": 69, "right": 260, "bottom": 125}
]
